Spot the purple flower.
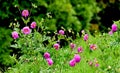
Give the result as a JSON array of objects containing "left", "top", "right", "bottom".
[
  {"left": 95, "top": 63, "right": 99, "bottom": 67},
  {"left": 44, "top": 52, "right": 50, "bottom": 59},
  {"left": 108, "top": 30, "right": 113, "bottom": 35},
  {"left": 53, "top": 43, "right": 60, "bottom": 50},
  {"left": 69, "top": 59, "right": 76, "bottom": 67},
  {"left": 111, "top": 24, "right": 117, "bottom": 32},
  {"left": 93, "top": 58, "right": 99, "bottom": 67},
  {"left": 12, "top": 31, "right": 19, "bottom": 39},
  {"left": 46, "top": 58, "right": 53, "bottom": 66},
  {"left": 77, "top": 47, "right": 83, "bottom": 53},
  {"left": 30, "top": 22, "right": 36, "bottom": 29},
  {"left": 84, "top": 34, "right": 88, "bottom": 41},
  {"left": 70, "top": 43, "right": 76, "bottom": 49},
  {"left": 59, "top": 30, "right": 65, "bottom": 35},
  {"left": 90, "top": 44, "right": 97, "bottom": 50},
  {"left": 22, "top": 10, "right": 29, "bottom": 17},
  {"left": 74, "top": 54, "right": 81, "bottom": 63},
  {"left": 22, "top": 26, "right": 31, "bottom": 35}
]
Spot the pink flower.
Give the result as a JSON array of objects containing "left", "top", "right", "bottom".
[
  {"left": 69, "top": 59, "right": 76, "bottom": 67},
  {"left": 46, "top": 58, "right": 53, "bottom": 66},
  {"left": 88, "top": 61, "right": 93, "bottom": 66},
  {"left": 59, "top": 30, "right": 65, "bottom": 35},
  {"left": 111, "top": 24, "right": 117, "bottom": 32},
  {"left": 90, "top": 44, "right": 97, "bottom": 50},
  {"left": 95, "top": 63, "right": 99, "bottom": 67},
  {"left": 70, "top": 43, "right": 76, "bottom": 49},
  {"left": 77, "top": 47, "right": 83, "bottom": 53},
  {"left": 74, "top": 54, "right": 81, "bottom": 63},
  {"left": 53, "top": 43, "right": 60, "bottom": 50},
  {"left": 108, "top": 30, "right": 113, "bottom": 35},
  {"left": 84, "top": 34, "right": 88, "bottom": 41},
  {"left": 94, "top": 58, "right": 99, "bottom": 67},
  {"left": 44, "top": 52, "right": 50, "bottom": 59},
  {"left": 22, "top": 10, "right": 29, "bottom": 17},
  {"left": 22, "top": 26, "right": 31, "bottom": 35},
  {"left": 12, "top": 31, "right": 19, "bottom": 39},
  {"left": 30, "top": 22, "right": 36, "bottom": 29}
]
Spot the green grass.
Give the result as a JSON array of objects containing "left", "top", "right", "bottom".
[{"left": 5, "top": 31, "right": 120, "bottom": 73}]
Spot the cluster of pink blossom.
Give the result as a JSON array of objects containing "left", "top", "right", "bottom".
[
  {"left": 47, "top": 34, "right": 98, "bottom": 67},
  {"left": 44, "top": 52, "right": 53, "bottom": 66},
  {"left": 53, "top": 30, "right": 64, "bottom": 50},
  {"left": 82, "top": 31, "right": 97, "bottom": 51},
  {"left": 53, "top": 41, "right": 83, "bottom": 67},
  {"left": 11, "top": 9, "right": 101, "bottom": 68},
  {"left": 69, "top": 43, "right": 83, "bottom": 67},
  {"left": 12, "top": 10, "right": 37, "bottom": 39},
  {"left": 70, "top": 43, "right": 83, "bottom": 53},
  {"left": 88, "top": 58, "right": 99, "bottom": 67},
  {"left": 83, "top": 31, "right": 99, "bottom": 67}
]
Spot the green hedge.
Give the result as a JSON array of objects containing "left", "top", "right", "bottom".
[
  {"left": 0, "top": 0, "right": 99, "bottom": 32},
  {"left": 0, "top": 27, "right": 14, "bottom": 67}
]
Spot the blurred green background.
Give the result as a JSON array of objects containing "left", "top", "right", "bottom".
[{"left": 0, "top": 0, "right": 120, "bottom": 71}]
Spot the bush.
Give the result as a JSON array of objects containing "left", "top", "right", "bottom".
[
  {"left": 0, "top": 27, "right": 14, "bottom": 71},
  {"left": 0, "top": 0, "right": 99, "bottom": 32}
]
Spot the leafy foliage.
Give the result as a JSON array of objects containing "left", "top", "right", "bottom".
[
  {"left": 0, "top": 27, "right": 14, "bottom": 67},
  {"left": 0, "top": 0, "right": 99, "bottom": 32}
]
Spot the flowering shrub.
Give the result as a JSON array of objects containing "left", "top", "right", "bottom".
[{"left": 4, "top": 9, "right": 120, "bottom": 73}]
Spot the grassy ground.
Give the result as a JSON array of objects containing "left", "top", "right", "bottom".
[{"left": 5, "top": 31, "right": 120, "bottom": 73}]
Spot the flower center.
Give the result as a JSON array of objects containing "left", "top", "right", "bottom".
[{"left": 24, "top": 29, "right": 29, "bottom": 32}]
